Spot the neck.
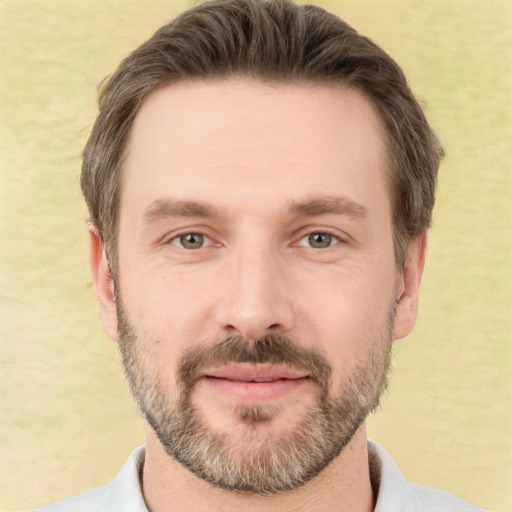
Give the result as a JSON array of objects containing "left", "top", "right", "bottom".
[{"left": 142, "top": 424, "right": 374, "bottom": 512}]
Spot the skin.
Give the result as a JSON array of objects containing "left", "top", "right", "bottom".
[{"left": 89, "top": 79, "right": 426, "bottom": 512}]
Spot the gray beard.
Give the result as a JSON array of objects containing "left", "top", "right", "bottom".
[{"left": 117, "top": 304, "right": 393, "bottom": 495}]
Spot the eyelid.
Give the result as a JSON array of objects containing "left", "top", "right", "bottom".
[
  {"left": 170, "top": 233, "right": 212, "bottom": 249},
  {"left": 292, "top": 227, "right": 347, "bottom": 248},
  {"left": 298, "top": 233, "right": 339, "bottom": 248},
  {"left": 163, "top": 228, "right": 219, "bottom": 249}
]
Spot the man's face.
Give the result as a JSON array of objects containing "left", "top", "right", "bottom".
[{"left": 92, "top": 80, "right": 423, "bottom": 494}]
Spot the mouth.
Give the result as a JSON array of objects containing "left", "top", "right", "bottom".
[{"left": 199, "top": 364, "right": 311, "bottom": 403}]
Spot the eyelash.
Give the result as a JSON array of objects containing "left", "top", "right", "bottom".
[
  {"left": 296, "top": 230, "right": 342, "bottom": 249},
  {"left": 167, "top": 229, "right": 343, "bottom": 251},
  {"left": 168, "top": 232, "right": 214, "bottom": 250}
]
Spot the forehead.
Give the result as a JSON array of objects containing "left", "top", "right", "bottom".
[{"left": 122, "top": 79, "right": 390, "bottom": 219}]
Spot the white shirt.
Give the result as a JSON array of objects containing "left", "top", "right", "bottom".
[{"left": 32, "top": 441, "right": 484, "bottom": 511}]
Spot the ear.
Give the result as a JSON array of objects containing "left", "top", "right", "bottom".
[
  {"left": 88, "top": 225, "right": 119, "bottom": 341},
  {"left": 392, "top": 231, "right": 428, "bottom": 341}
]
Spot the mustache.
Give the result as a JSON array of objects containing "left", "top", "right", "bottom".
[{"left": 178, "top": 333, "right": 332, "bottom": 389}]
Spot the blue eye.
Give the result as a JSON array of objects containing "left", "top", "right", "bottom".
[
  {"left": 299, "top": 232, "right": 338, "bottom": 249},
  {"left": 171, "top": 233, "right": 211, "bottom": 249}
]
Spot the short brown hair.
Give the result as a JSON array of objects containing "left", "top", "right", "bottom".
[{"left": 82, "top": 0, "right": 443, "bottom": 272}]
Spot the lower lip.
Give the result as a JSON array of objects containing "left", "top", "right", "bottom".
[{"left": 201, "top": 376, "right": 310, "bottom": 403}]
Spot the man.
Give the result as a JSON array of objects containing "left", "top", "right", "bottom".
[{"left": 34, "top": 0, "right": 483, "bottom": 510}]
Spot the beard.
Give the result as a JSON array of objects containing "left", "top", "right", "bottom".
[{"left": 117, "top": 301, "right": 394, "bottom": 495}]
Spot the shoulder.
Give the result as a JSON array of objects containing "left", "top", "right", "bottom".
[
  {"left": 368, "top": 440, "right": 485, "bottom": 512},
  {"left": 409, "top": 482, "right": 486, "bottom": 512},
  {"left": 28, "top": 446, "right": 147, "bottom": 512},
  {"left": 28, "top": 483, "right": 112, "bottom": 512}
]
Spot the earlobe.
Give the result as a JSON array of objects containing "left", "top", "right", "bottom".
[
  {"left": 392, "top": 231, "right": 428, "bottom": 341},
  {"left": 88, "top": 225, "right": 119, "bottom": 341}
]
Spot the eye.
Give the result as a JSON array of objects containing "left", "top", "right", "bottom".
[
  {"left": 170, "top": 233, "right": 212, "bottom": 249},
  {"left": 298, "top": 232, "right": 339, "bottom": 249}
]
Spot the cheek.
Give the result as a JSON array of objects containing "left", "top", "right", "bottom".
[
  {"left": 120, "top": 265, "right": 220, "bottom": 352},
  {"left": 291, "top": 262, "right": 395, "bottom": 370},
  {"left": 293, "top": 259, "right": 395, "bottom": 324}
]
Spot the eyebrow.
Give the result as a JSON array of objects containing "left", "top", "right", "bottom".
[
  {"left": 290, "top": 196, "right": 368, "bottom": 219},
  {"left": 142, "top": 198, "right": 218, "bottom": 221},
  {"left": 142, "top": 195, "right": 368, "bottom": 223}
]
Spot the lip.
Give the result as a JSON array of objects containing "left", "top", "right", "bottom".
[
  {"left": 199, "top": 364, "right": 310, "bottom": 403},
  {"left": 202, "top": 364, "right": 309, "bottom": 382}
]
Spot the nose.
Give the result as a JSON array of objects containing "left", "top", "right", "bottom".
[{"left": 215, "top": 243, "right": 295, "bottom": 340}]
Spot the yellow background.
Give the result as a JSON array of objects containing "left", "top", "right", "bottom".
[{"left": 0, "top": 1, "right": 510, "bottom": 510}]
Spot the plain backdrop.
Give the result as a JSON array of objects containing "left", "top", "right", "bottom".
[{"left": 0, "top": 1, "right": 510, "bottom": 510}]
